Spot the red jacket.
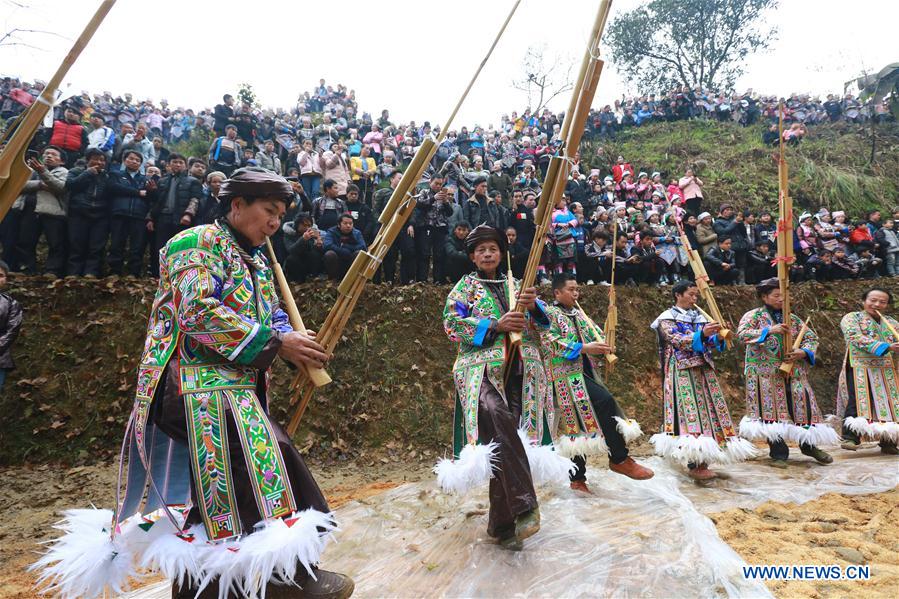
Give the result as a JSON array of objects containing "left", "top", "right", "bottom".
[
  {"left": 612, "top": 162, "right": 633, "bottom": 183},
  {"left": 49, "top": 120, "right": 86, "bottom": 153},
  {"left": 849, "top": 226, "right": 873, "bottom": 245}
]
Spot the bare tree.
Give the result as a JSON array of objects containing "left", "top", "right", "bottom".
[
  {"left": 511, "top": 45, "right": 574, "bottom": 114},
  {"left": 1, "top": 2, "right": 66, "bottom": 51}
]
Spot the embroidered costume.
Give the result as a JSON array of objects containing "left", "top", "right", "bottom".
[
  {"left": 838, "top": 311, "right": 899, "bottom": 443},
  {"left": 541, "top": 303, "right": 643, "bottom": 459},
  {"left": 649, "top": 307, "right": 756, "bottom": 466},
  {"left": 736, "top": 306, "right": 839, "bottom": 451},
  {"left": 435, "top": 268, "right": 568, "bottom": 533},
  {"left": 34, "top": 221, "right": 335, "bottom": 598}
]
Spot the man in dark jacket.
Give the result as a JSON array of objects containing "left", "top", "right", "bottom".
[
  {"left": 147, "top": 153, "right": 202, "bottom": 277},
  {"left": 412, "top": 175, "right": 454, "bottom": 282},
  {"left": 373, "top": 171, "right": 415, "bottom": 284},
  {"left": 704, "top": 236, "right": 739, "bottom": 285},
  {"left": 65, "top": 148, "right": 111, "bottom": 277},
  {"left": 443, "top": 221, "right": 473, "bottom": 281},
  {"left": 213, "top": 94, "right": 236, "bottom": 135},
  {"left": 509, "top": 190, "right": 536, "bottom": 248},
  {"left": 283, "top": 212, "right": 324, "bottom": 283},
  {"left": 464, "top": 178, "right": 507, "bottom": 231},
  {"left": 713, "top": 205, "right": 748, "bottom": 284},
  {"left": 746, "top": 240, "right": 775, "bottom": 284},
  {"left": 107, "top": 150, "right": 153, "bottom": 276},
  {"left": 344, "top": 184, "right": 373, "bottom": 242},
  {"left": 323, "top": 214, "right": 366, "bottom": 280},
  {"left": 0, "top": 261, "right": 23, "bottom": 393}
]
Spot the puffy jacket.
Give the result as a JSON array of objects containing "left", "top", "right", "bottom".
[
  {"left": 108, "top": 169, "right": 152, "bottom": 219},
  {"left": 65, "top": 167, "right": 111, "bottom": 216},
  {"left": 0, "top": 292, "right": 23, "bottom": 370},
  {"left": 150, "top": 173, "right": 202, "bottom": 224},
  {"left": 49, "top": 120, "right": 87, "bottom": 153},
  {"left": 713, "top": 216, "right": 748, "bottom": 251},
  {"left": 323, "top": 225, "right": 365, "bottom": 256},
  {"left": 695, "top": 222, "right": 718, "bottom": 255},
  {"left": 13, "top": 165, "right": 68, "bottom": 217}
]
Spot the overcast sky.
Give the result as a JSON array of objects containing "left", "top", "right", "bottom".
[{"left": 2, "top": 0, "right": 896, "bottom": 127}]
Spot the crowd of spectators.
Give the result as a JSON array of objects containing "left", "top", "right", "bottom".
[{"left": 0, "top": 75, "right": 896, "bottom": 287}]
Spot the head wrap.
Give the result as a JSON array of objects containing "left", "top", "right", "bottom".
[
  {"left": 465, "top": 224, "right": 506, "bottom": 254},
  {"left": 698, "top": 212, "right": 711, "bottom": 221},
  {"left": 218, "top": 167, "right": 294, "bottom": 207},
  {"left": 832, "top": 210, "right": 845, "bottom": 219},
  {"left": 755, "top": 277, "right": 780, "bottom": 295}
]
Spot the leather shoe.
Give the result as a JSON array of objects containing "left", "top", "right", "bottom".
[
  {"left": 609, "top": 457, "right": 654, "bottom": 480},
  {"left": 570, "top": 480, "right": 594, "bottom": 494},
  {"left": 514, "top": 508, "right": 540, "bottom": 541},
  {"left": 687, "top": 463, "right": 716, "bottom": 480}
]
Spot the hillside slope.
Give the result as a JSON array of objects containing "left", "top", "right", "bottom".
[
  {"left": 582, "top": 120, "right": 899, "bottom": 215},
  {"left": 2, "top": 276, "right": 896, "bottom": 465}
]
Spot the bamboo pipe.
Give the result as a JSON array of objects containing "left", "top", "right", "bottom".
[
  {"left": 0, "top": 0, "right": 118, "bottom": 220},
  {"left": 779, "top": 316, "right": 811, "bottom": 375},
  {"left": 576, "top": 300, "right": 617, "bottom": 366},
  {"left": 777, "top": 103, "right": 793, "bottom": 354},
  {"left": 604, "top": 221, "right": 619, "bottom": 370},
  {"left": 695, "top": 304, "right": 732, "bottom": 343},
  {"left": 265, "top": 239, "right": 332, "bottom": 387},
  {"left": 286, "top": 0, "right": 524, "bottom": 435}
]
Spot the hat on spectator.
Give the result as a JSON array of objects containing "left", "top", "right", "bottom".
[
  {"left": 613, "top": 202, "right": 626, "bottom": 210},
  {"left": 590, "top": 169, "right": 600, "bottom": 178},
  {"left": 798, "top": 212, "right": 812, "bottom": 222},
  {"left": 832, "top": 210, "right": 846, "bottom": 219},
  {"left": 652, "top": 190, "right": 664, "bottom": 198},
  {"left": 638, "top": 171, "right": 648, "bottom": 178},
  {"left": 651, "top": 171, "right": 661, "bottom": 178},
  {"left": 698, "top": 211, "right": 712, "bottom": 221}
]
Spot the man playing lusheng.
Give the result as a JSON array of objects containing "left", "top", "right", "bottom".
[
  {"left": 438, "top": 224, "right": 552, "bottom": 550},
  {"left": 838, "top": 287, "right": 899, "bottom": 454},
  {"left": 542, "top": 274, "right": 654, "bottom": 493},
  {"left": 649, "top": 281, "right": 757, "bottom": 480},
  {"left": 736, "top": 278, "right": 837, "bottom": 467},
  {"left": 33, "top": 168, "right": 354, "bottom": 599}
]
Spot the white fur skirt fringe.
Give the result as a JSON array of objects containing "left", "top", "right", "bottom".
[
  {"left": 434, "top": 441, "right": 498, "bottom": 494},
  {"left": 650, "top": 432, "right": 758, "bottom": 467},
  {"left": 517, "top": 430, "right": 577, "bottom": 486},
  {"left": 844, "top": 416, "right": 899, "bottom": 443},
  {"left": 30, "top": 506, "right": 337, "bottom": 599}
]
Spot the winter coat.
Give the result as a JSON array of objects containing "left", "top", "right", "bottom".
[
  {"left": 12, "top": 165, "right": 68, "bottom": 217},
  {"left": 0, "top": 292, "right": 23, "bottom": 370}
]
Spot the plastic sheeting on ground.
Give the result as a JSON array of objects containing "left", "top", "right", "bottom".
[{"left": 125, "top": 447, "right": 898, "bottom": 598}]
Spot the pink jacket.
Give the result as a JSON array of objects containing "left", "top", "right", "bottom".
[
  {"left": 297, "top": 150, "right": 323, "bottom": 176},
  {"left": 678, "top": 175, "right": 703, "bottom": 199},
  {"left": 362, "top": 131, "right": 384, "bottom": 155}
]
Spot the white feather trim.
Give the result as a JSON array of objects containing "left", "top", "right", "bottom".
[
  {"left": 797, "top": 423, "right": 841, "bottom": 448},
  {"left": 650, "top": 433, "right": 727, "bottom": 467},
  {"left": 844, "top": 416, "right": 877, "bottom": 439},
  {"left": 613, "top": 416, "right": 644, "bottom": 444},
  {"left": 554, "top": 433, "right": 609, "bottom": 458},
  {"left": 30, "top": 508, "right": 138, "bottom": 599},
  {"left": 434, "top": 442, "right": 498, "bottom": 494},
  {"left": 137, "top": 521, "right": 205, "bottom": 589},
  {"left": 870, "top": 420, "right": 899, "bottom": 443},
  {"left": 518, "top": 430, "right": 577, "bottom": 486},
  {"left": 738, "top": 416, "right": 790, "bottom": 443},
  {"left": 199, "top": 509, "right": 337, "bottom": 599},
  {"left": 721, "top": 437, "right": 759, "bottom": 463}
]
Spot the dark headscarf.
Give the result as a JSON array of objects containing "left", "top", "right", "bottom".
[
  {"left": 465, "top": 223, "right": 506, "bottom": 254},
  {"left": 755, "top": 277, "right": 780, "bottom": 296},
  {"left": 218, "top": 167, "right": 293, "bottom": 207}
]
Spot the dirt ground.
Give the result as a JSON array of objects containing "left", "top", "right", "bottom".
[
  {"left": 712, "top": 488, "right": 899, "bottom": 598},
  {"left": 0, "top": 456, "right": 432, "bottom": 599}
]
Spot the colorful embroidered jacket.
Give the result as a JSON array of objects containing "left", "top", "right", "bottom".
[
  {"left": 117, "top": 222, "right": 296, "bottom": 542},
  {"left": 541, "top": 304, "right": 604, "bottom": 442},
  {"left": 443, "top": 273, "right": 552, "bottom": 457},
  {"left": 836, "top": 311, "right": 899, "bottom": 423},
  {"left": 651, "top": 307, "right": 735, "bottom": 440},
  {"left": 737, "top": 307, "right": 823, "bottom": 426}
]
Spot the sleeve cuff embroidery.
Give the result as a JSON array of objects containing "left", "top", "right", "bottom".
[
  {"left": 564, "top": 342, "right": 583, "bottom": 361},
  {"left": 692, "top": 329, "right": 705, "bottom": 353},
  {"left": 756, "top": 327, "right": 770, "bottom": 344},
  {"left": 802, "top": 348, "right": 815, "bottom": 366},
  {"left": 872, "top": 342, "right": 890, "bottom": 357},
  {"left": 473, "top": 318, "right": 492, "bottom": 347}
]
